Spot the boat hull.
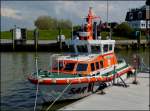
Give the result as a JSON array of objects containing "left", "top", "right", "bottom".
[
  {"left": 39, "top": 82, "right": 100, "bottom": 102},
  {"left": 28, "top": 60, "right": 134, "bottom": 102},
  {"left": 38, "top": 72, "right": 129, "bottom": 102}
]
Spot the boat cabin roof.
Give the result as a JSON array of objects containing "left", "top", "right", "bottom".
[
  {"left": 56, "top": 54, "right": 97, "bottom": 62},
  {"left": 65, "top": 39, "right": 115, "bottom": 55},
  {"left": 66, "top": 39, "right": 115, "bottom": 45},
  {"left": 51, "top": 52, "right": 117, "bottom": 76}
]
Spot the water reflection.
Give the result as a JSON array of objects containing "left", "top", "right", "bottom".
[{"left": 41, "top": 99, "right": 81, "bottom": 110}]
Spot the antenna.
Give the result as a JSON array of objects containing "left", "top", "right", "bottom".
[
  {"left": 107, "top": 0, "right": 108, "bottom": 23},
  {"left": 72, "top": 22, "right": 73, "bottom": 40},
  {"left": 106, "top": 0, "right": 112, "bottom": 39}
]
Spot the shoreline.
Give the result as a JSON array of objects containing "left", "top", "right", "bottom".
[{"left": 0, "top": 39, "right": 149, "bottom": 52}]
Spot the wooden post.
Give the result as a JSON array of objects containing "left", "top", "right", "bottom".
[
  {"left": 113, "top": 65, "right": 116, "bottom": 85},
  {"left": 34, "top": 28, "right": 39, "bottom": 51},
  {"left": 132, "top": 68, "right": 138, "bottom": 84},
  {"left": 58, "top": 27, "right": 62, "bottom": 50},
  {"left": 12, "top": 25, "right": 17, "bottom": 50},
  {"left": 132, "top": 54, "right": 139, "bottom": 84},
  {"left": 12, "top": 29, "right": 15, "bottom": 50},
  {"left": 136, "top": 30, "right": 141, "bottom": 50}
]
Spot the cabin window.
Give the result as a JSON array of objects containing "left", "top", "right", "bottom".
[
  {"left": 91, "top": 45, "right": 101, "bottom": 53},
  {"left": 100, "top": 61, "right": 104, "bottom": 68},
  {"left": 59, "top": 62, "right": 64, "bottom": 70},
  {"left": 76, "top": 63, "right": 88, "bottom": 71},
  {"left": 95, "top": 62, "right": 100, "bottom": 70},
  {"left": 68, "top": 45, "right": 75, "bottom": 52},
  {"left": 103, "top": 44, "right": 108, "bottom": 52},
  {"left": 109, "top": 44, "right": 112, "bottom": 51},
  {"left": 77, "top": 45, "right": 88, "bottom": 53},
  {"left": 91, "top": 63, "right": 95, "bottom": 71},
  {"left": 53, "top": 62, "right": 64, "bottom": 70},
  {"left": 64, "top": 63, "right": 75, "bottom": 71}
]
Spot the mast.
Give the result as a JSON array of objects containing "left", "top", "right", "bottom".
[
  {"left": 86, "top": 7, "right": 100, "bottom": 40},
  {"left": 107, "top": 0, "right": 108, "bottom": 23},
  {"left": 107, "top": 0, "right": 112, "bottom": 39},
  {"left": 71, "top": 23, "right": 73, "bottom": 40}
]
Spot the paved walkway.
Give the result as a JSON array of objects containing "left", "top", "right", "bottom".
[{"left": 59, "top": 73, "right": 149, "bottom": 110}]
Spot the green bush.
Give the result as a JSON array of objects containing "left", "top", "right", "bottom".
[{"left": 113, "top": 22, "right": 134, "bottom": 38}]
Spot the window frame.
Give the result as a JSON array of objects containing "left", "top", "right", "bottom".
[
  {"left": 109, "top": 44, "right": 113, "bottom": 51},
  {"left": 91, "top": 45, "right": 101, "bottom": 53},
  {"left": 103, "top": 44, "right": 108, "bottom": 53},
  {"left": 68, "top": 45, "right": 75, "bottom": 53},
  {"left": 77, "top": 45, "right": 88, "bottom": 53},
  {"left": 95, "top": 62, "right": 100, "bottom": 70},
  {"left": 76, "top": 63, "right": 88, "bottom": 71},
  {"left": 90, "top": 63, "right": 95, "bottom": 71},
  {"left": 64, "top": 63, "right": 76, "bottom": 71}
]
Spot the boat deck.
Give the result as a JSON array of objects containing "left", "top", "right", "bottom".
[{"left": 59, "top": 72, "right": 149, "bottom": 110}]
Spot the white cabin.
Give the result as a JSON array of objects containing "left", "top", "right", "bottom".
[{"left": 65, "top": 39, "right": 115, "bottom": 55}]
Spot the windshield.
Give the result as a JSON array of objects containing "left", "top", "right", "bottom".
[
  {"left": 76, "top": 63, "right": 88, "bottom": 71},
  {"left": 77, "top": 45, "right": 88, "bottom": 53},
  {"left": 64, "top": 63, "right": 75, "bottom": 71},
  {"left": 91, "top": 45, "right": 101, "bottom": 53}
]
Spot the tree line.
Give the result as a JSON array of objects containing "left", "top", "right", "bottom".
[
  {"left": 34, "top": 16, "right": 72, "bottom": 30},
  {"left": 34, "top": 16, "right": 141, "bottom": 38}
]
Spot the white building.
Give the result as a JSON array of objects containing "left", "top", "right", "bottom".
[{"left": 125, "top": 1, "right": 150, "bottom": 30}]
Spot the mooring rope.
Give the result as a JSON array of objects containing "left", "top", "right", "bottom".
[
  {"left": 34, "top": 56, "right": 39, "bottom": 111},
  {"left": 46, "top": 82, "right": 72, "bottom": 111}
]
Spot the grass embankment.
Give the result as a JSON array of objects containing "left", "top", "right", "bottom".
[
  {"left": 101, "top": 31, "right": 146, "bottom": 40},
  {"left": 1, "top": 30, "right": 146, "bottom": 40},
  {"left": 1, "top": 29, "right": 72, "bottom": 40}
]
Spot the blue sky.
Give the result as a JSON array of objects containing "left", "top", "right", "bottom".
[{"left": 1, "top": 1, "right": 145, "bottom": 31}]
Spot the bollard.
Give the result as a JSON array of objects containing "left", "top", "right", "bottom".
[
  {"left": 99, "top": 89, "right": 106, "bottom": 95},
  {"left": 97, "top": 82, "right": 106, "bottom": 95},
  {"left": 132, "top": 69, "right": 139, "bottom": 84}
]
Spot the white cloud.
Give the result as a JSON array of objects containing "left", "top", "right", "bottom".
[
  {"left": 1, "top": 7, "right": 23, "bottom": 20},
  {"left": 44, "top": 1, "right": 115, "bottom": 23}
]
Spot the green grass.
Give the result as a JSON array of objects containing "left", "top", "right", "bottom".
[
  {"left": 27, "top": 29, "right": 72, "bottom": 40},
  {"left": 1, "top": 29, "right": 72, "bottom": 40},
  {"left": 1, "top": 30, "right": 147, "bottom": 40},
  {"left": 1, "top": 31, "right": 12, "bottom": 39}
]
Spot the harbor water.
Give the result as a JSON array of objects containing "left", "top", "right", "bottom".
[{"left": 1, "top": 49, "right": 149, "bottom": 111}]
